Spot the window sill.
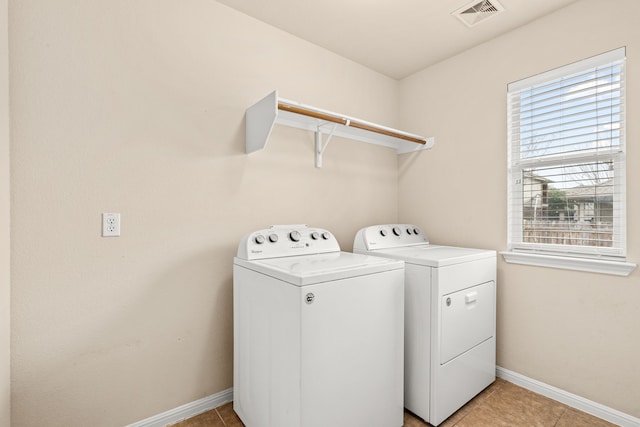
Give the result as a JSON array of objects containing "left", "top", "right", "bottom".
[{"left": 500, "top": 251, "right": 637, "bottom": 276}]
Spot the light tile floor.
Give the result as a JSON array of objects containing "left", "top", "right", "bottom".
[{"left": 171, "top": 378, "right": 618, "bottom": 427}]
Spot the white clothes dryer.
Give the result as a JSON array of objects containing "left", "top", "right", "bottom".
[
  {"left": 354, "top": 224, "right": 496, "bottom": 426},
  {"left": 233, "top": 225, "right": 405, "bottom": 427}
]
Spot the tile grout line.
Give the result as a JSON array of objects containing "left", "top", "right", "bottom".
[
  {"left": 452, "top": 410, "right": 470, "bottom": 427},
  {"left": 551, "top": 405, "right": 569, "bottom": 427},
  {"left": 215, "top": 408, "right": 227, "bottom": 427}
]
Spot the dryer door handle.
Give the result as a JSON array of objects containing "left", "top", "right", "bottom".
[{"left": 465, "top": 292, "right": 478, "bottom": 304}]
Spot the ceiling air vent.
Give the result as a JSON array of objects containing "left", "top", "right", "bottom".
[{"left": 452, "top": 0, "right": 505, "bottom": 27}]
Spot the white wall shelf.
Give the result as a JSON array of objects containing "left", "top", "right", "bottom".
[{"left": 246, "top": 90, "right": 434, "bottom": 167}]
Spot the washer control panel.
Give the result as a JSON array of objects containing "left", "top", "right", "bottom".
[
  {"left": 236, "top": 225, "right": 340, "bottom": 260},
  {"left": 353, "top": 224, "right": 429, "bottom": 251}
]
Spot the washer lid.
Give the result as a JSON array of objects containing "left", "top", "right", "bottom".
[
  {"left": 234, "top": 251, "right": 404, "bottom": 286},
  {"left": 361, "top": 245, "right": 496, "bottom": 267}
]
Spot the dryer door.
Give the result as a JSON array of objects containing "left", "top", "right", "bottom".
[{"left": 440, "top": 281, "right": 495, "bottom": 364}]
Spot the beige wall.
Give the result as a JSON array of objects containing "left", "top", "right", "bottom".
[
  {"left": 1, "top": 0, "right": 10, "bottom": 425},
  {"left": 399, "top": 0, "right": 640, "bottom": 418},
  {"left": 10, "top": 0, "right": 640, "bottom": 425},
  {"left": 9, "top": 1, "right": 400, "bottom": 426}
]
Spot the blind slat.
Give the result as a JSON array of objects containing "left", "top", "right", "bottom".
[
  {"left": 513, "top": 81, "right": 624, "bottom": 115},
  {"left": 511, "top": 95, "right": 624, "bottom": 126}
]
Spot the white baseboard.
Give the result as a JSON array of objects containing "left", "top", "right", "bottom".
[
  {"left": 125, "top": 387, "right": 233, "bottom": 427},
  {"left": 497, "top": 366, "right": 640, "bottom": 427}
]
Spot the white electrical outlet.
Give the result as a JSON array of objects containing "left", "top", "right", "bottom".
[{"left": 102, "top": 213, "right": 121, "bottom": 237}]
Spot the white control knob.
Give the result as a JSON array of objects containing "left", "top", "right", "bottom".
[
  {"left": 289, "top": 231, "right": 301, "bottom": 242},
  {"left": 380, "top": 229, "right": 388, "bottom": 237},
  {"left": 406, "top": 228, "right": 411, "bottom": 234},
  {"left": 310, "top": 231, "right": 320, "bottom": 240},
  {"left": 268, "top": 234, "right": 278, "bottom": 243},
  {"left": 413, "top": 228, "right": 420, "bottom": 235},
  {"left": 392, "top": 227, "right": 401, "bottom": 236},
  {"left": 321, "top": 232, "right": 330, "bottom": 240},
  {"left": 254, "top": 235, "right": 265, "bottom": 244}
]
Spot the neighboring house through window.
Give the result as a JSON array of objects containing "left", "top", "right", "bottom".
[{"left": 503, "top": 47, "right": 636, "bottom": 276}]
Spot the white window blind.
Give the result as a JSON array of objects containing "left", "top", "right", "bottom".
[{"left": 507, "top": 48, "right": 627, "bottom": 260}]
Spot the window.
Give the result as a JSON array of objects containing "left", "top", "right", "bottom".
[{"left": 503, "top": 48, "right": 636, "bottom": 275}]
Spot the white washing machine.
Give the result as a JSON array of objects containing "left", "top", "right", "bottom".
[
  {"left": 353, "top": 224, "right": 496, "bottom": 426},
  {"left": 233, "top": 225, "right": 405, "bottom": 427}
]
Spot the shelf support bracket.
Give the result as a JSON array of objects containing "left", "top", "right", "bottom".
[{"left": 315, "top": 122, "right": 338, "bottom": 168}]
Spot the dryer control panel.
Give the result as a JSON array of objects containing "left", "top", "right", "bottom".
[
  {"left": 236, "top": 225, "right": 340, "bottom": 260},
  {"left": 353, "top": 224, "right": 429, "bottom": 251}
]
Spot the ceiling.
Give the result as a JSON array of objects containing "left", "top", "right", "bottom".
[{"left": 216, "top": 0, "right": 580, "bottom": 80}]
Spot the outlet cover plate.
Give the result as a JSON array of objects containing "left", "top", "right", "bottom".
[{"left": 102, "top": 213, "right": 121, "bottom": 237}]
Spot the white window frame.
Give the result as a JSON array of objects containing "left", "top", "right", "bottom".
[{"left": 501, "top": 48, "right": 636, "bottom": 276}]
